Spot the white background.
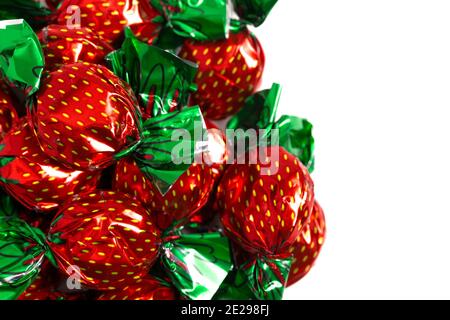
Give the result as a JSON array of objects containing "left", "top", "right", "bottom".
[{"left": 252, "top": 0, "right": 450, "bottom": 299}]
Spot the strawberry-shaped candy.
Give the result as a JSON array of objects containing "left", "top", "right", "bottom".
[
  {"left": 0, "top": 120, "right": 101, "bottom": 212},
  {"left": 38, "top": 25, "right": 113, "bottom": 71},
  {"left": 287, "top": 201, "right": 326, "bottom": 286},
  {"left": 97, "top": 276, "right": 178, "bottom": 300},
  {"left": 0, "top": 87, "right": 18, "bottom": 137},
  {"left": 47, "top": 191, "right": 161, "bottom": 290},
  {"left": 56, "top": 0, "right": 161, "bottom": 46},
  {"left": 218, "top": 146, "right": 315, "bottom": 256},
  {"left": 29, "top": 62, "right": 141, "bottom": 171},
  {"left": 179, "top": 27, "right": 265, "bottom": 119},
  {"left": 215, "top": 84, "right": 321, "bottom": 299},
  {"left": 217, "top": 146, "right": 315, "bottom": 299}
]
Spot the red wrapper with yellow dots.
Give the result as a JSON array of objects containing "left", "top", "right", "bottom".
[
  {"left": 179, "top": 27, "right": 265, "bottom": 120},
  {"left": 56, "top": 0, "right": 161, "bottom": 46},
  {"left": 38, "top": 25, "right": 114, "bottom": 71}
]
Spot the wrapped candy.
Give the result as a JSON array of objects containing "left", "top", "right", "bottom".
[
  {"left": 215, "top": 84, "right": 323, "bottom": 300},
  {"left": 217, "top": 146, "right": 315, "bottom": 299},
  {"left": 179, "top": 25, "right": 265, "bottom": 119}
]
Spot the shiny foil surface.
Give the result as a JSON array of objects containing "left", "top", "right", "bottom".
[
  {"left": 218, "top": 146, "right": 315, "bottom": 256},
  {"left": 30, "top": 62, "right": 141, "bottom": 171},
  {"left": 179, "top": 28, "right": 265, "bottom": 120},
  {"left": 56, "top": 0, "right": 161, "bottom": 46},
  {"left": 114, "top": 159, "right": 215, "bottom": 231},
  {"left": 47, "top": 191, "right": 161, "bottom": 290},
  {"left": 97, "top": 276, "right": 178, "bottom": 300},
  {"left": 0, "top": 121, "right": 101, "bottom": 212},
  {"left": 113, "top": 119, "right": 226, "bottom": 230},
  {"left": 18, "top": 261, "right": 86, "bottom": 300},
  {"left": 38, "top": 25, "right": 114, "bottom": 71},
  {"left": 0, "top": 87, "right": 18, "bottom": 138},
  {"left": 287, "top": 201, "right": 326, "bottom": 286}
]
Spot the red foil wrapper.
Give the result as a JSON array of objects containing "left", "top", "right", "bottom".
[
  {"left": 56, "top": 0, "right": 161, "bottom": 46},
  {"left": 217, "top": 146, "right": 315, "bottom": 256},
  {"left": 0, "top": 87, "right": 18, "bottom": 138},
  {"left": 18, "top": 261, "right": 87, "bottom": 300},
  {"left": 48, "top": 191, "right": 161, "bottom": 290},
  {"left": 38, "top": 25, "right": 114, "bottom": 71},
  {"left": 97, "top": 276, "right": 178, "bottom": 300},
  {"left": 180, "top": 28, "right": 265, "bottom": 120},
  {"left": 0, "top": 121, "right": 101, "bottom": 212},
  {"left": 29, "top": 62, "right": 140, "bottom": 171},
  {"left": 287, "top": 201, "right": 326, "bottom": 286},
  {"left": 114, "top": 160, "right": 215, "bottom": 231}
]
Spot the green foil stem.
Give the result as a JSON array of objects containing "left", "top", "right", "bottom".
[
  {"left": 127, "top": 106, "right": 207, "bottom": 195},
  {"left": 0, "top": 19, "right": 44, "bottom": 96},
  {"left": 107, "top": 28, "right": 198, "bottom": 117},
  {"left": 227, "top": 83, "right": 315, "bottom": 172},
  {"left": 0, "top": 216, "right": 51, "bottom": 299},
  {"left": 243, "top": 255, "right": 292, "bottom": 300},
  {"left": 232, "top": 0, "right": 278, "bottom": 27},
  {"left": 161, "top": 232, "right": 233, "bottom": 300},
  {"left": 150, "top": 0, "right": 229, "bottom": 41}
]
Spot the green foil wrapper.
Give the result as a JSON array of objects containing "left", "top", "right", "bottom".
[
  {"left": 0, "top": 19, "right": 44, "bottom": 96},
  {"left": 232, "top": 0, "right": 278, "bottom": 27},
  {"left": 0, "top": 215, "right": 52, "bottom": 299},
  {"left": 214, "top": 268, "right": 257, "bottom": 300},
  {"left": 120, "top": 106, "right": 207, "bottom": 195},
  {"left": 243, "top": 256, "right": 292, "bottom": 300},
  {"left": 107, "top": 28, "right": 198, "bottom": 117},
  {"left": 151, "top": 0, "right": 229, "bottom": 41},
  {"left": 161, "top": 232, "right": 233, "bottom": 300},
  {"left": 227, "top": 83, "right": 315, "bottom": 172}
]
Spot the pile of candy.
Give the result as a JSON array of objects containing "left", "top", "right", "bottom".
[{"left": 0, "top": 0, "right": 326, "bottom": 300}]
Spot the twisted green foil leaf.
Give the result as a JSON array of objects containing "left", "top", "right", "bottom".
[
  {"left": 123, "top": 106, "right": 207, "bottom": 195},
  {"left": 232, "top": 0, "right": 278, "bottom": 27},
  {"left": 243, "top": 256, "right": 292, "bottom": 300},
  {"left": 0, "top": 19, "right": 44, "bottom": 96},
  {"left": 107, "top": 28, "right": 198, "bottom": 117},
  {"left": 227, "top": 83, "right": 315, "bottom": 172},
  {"left": 0, "top": 215, "right": 53, "bottom": 299},
  {"left": 151, "top": 0, "right": 229, "bottom": 41},
  {"left": 161, "top": 232, "right": 233, "bottom": 300}
]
